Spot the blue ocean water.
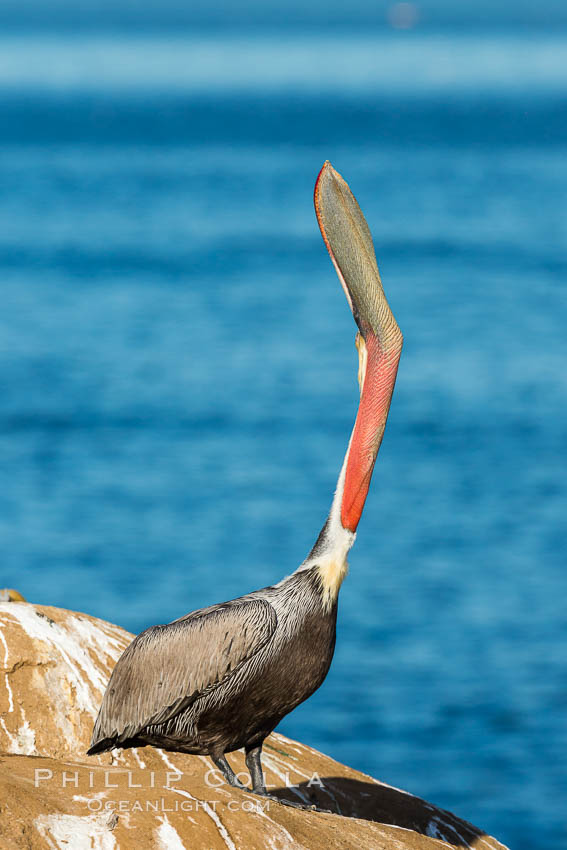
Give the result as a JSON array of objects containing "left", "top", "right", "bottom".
[{"left": 0, "top": 23, "right": 566, "bottom": 850}]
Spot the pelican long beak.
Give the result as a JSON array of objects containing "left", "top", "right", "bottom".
[{"left": 315, "top": 161, "right": 403, "bottom": 533}]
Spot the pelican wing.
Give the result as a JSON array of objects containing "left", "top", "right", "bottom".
[{"left": 89, "top": 598, "right": 276, "bottom": 750}]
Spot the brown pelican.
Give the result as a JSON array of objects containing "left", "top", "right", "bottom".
[{"left": 88, "top": 162, "right": 403, "bottom": 800}]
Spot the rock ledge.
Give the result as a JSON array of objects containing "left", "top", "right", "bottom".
[{"left": 0, "top": 599, "right": 508, "bottom": 849}]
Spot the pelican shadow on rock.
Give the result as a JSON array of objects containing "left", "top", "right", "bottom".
[{"left": 268, "top": 776, "right": 492, "bottom": 849}]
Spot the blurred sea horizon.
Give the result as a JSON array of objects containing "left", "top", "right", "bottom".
[{"left": 1, "top": 6, "right": 566, "bottom": 849}]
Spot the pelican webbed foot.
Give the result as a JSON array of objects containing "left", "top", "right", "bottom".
[{"left": 261, "top": 793, "right": 319, "bottom": 811}]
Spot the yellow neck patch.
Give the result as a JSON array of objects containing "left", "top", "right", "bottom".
[{"left": 316, "top": 559, "right": 349, "bottom": 611}]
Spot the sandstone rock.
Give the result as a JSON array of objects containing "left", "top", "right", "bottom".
[{"left": 0, "top": 598, "right": 508, "bottom": 849}]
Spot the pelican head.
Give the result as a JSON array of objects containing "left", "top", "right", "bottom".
[{"left": 312, "top": 162, "right": 403, "bottom": 558}]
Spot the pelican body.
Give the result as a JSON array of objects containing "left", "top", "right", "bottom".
[{"left": 89, "top": 163, "right": 403, "bottom": 797}]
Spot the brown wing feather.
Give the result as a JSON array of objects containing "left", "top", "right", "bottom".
[{"left": 90, "top": 598, "right": 276, "bottom": 748}]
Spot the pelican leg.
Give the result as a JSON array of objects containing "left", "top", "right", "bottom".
[
  {"left": 245, "top": 744, "right": 318, "bottom": 811},
  {"left": 211, "top": 754, "right": 247, "bottom": 790},
  {"left": 245, "top": 744, "right": 266, "bottom": 794}
]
